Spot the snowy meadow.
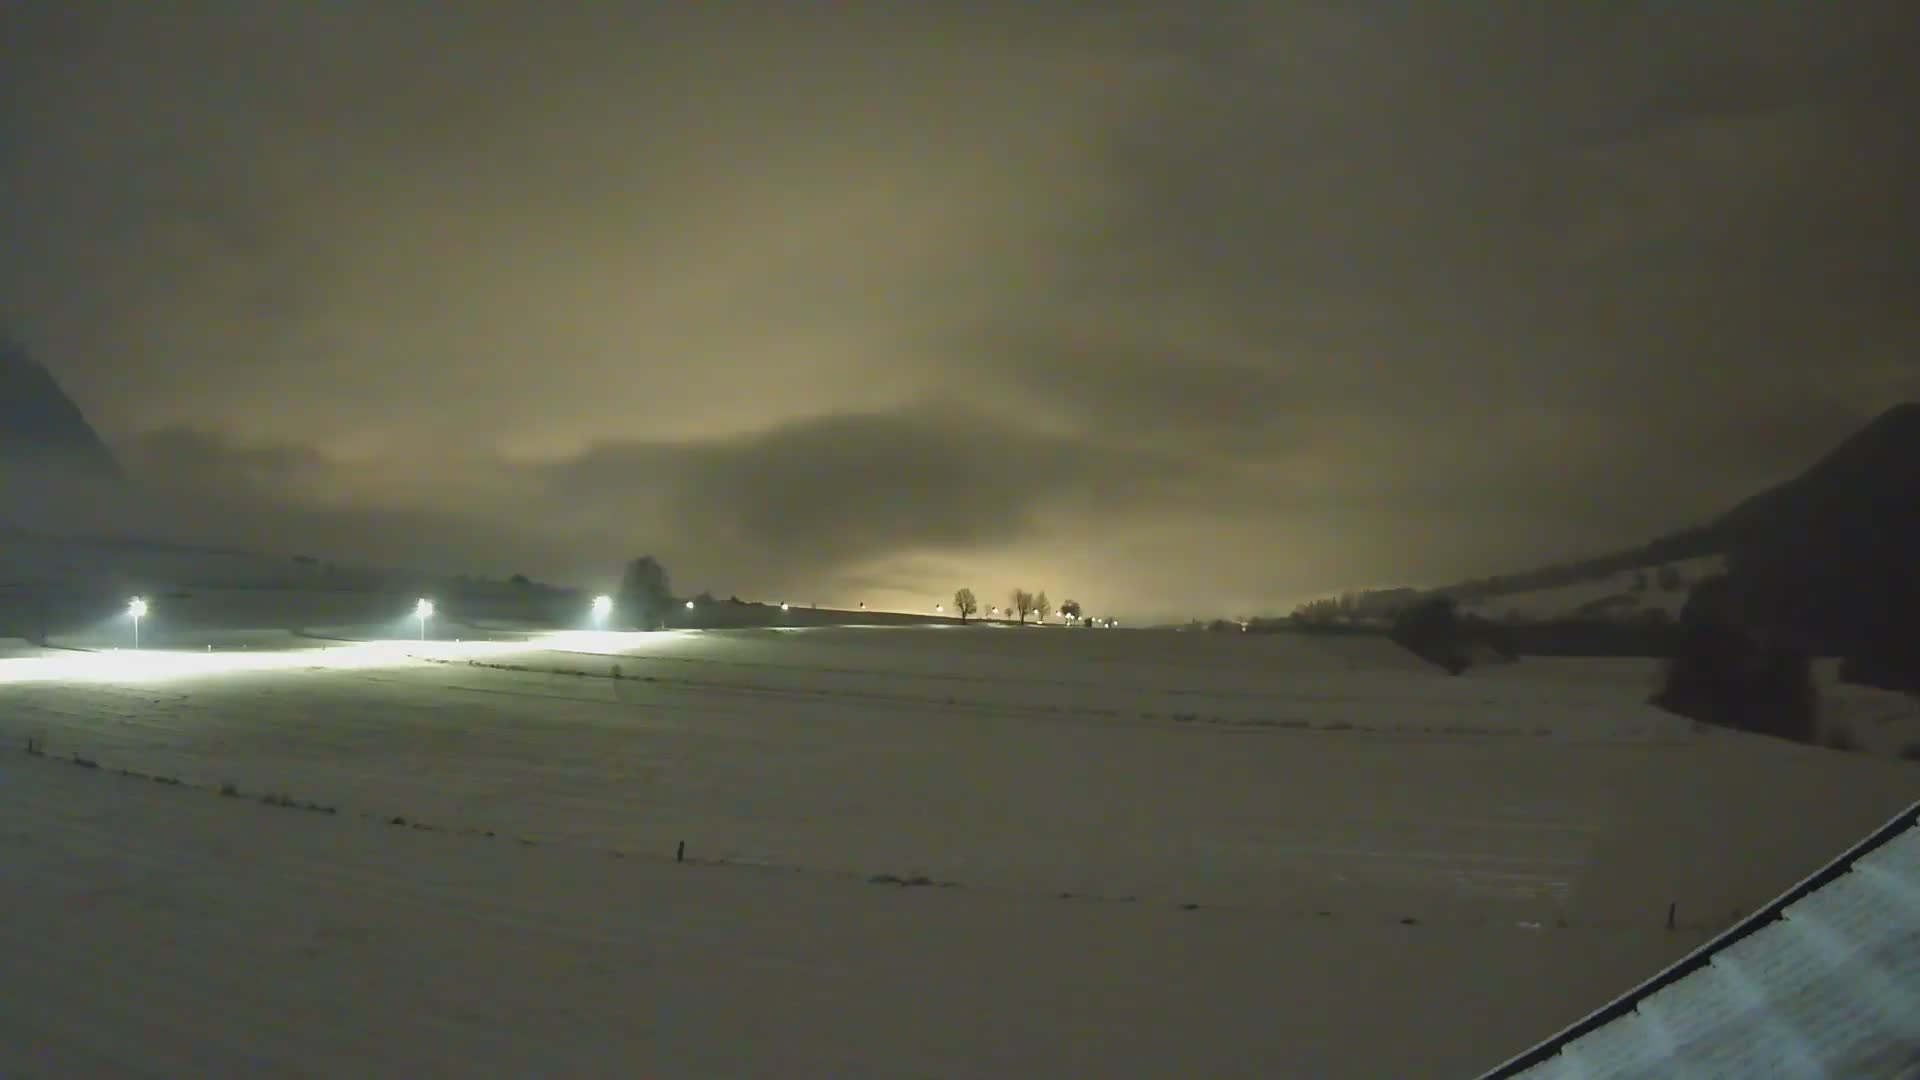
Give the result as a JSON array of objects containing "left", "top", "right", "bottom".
[{"left": 3, "top": 614, "right": 1915, "bottom": 1076}]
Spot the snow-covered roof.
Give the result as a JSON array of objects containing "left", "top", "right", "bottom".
[{"left": 1483, "top": 801, "right": 1920, "bottom": 1079}]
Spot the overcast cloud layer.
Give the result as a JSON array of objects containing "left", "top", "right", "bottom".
[{"left": 3, "top": 3, "right": 1916, "bottom": 620}]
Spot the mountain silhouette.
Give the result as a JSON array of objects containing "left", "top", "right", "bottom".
[
  {"left": 1713, "top": 402, "right": 1920, "bottom": 548},
  {"left": 1438, "top": 403, "right": 1920, "bottom": 658},
  {"left": 0, "top": 334, "right": 120, "bottom": 477},
  {"left": 1711, "top": 403, "right": 1920, "bottom": 655}
]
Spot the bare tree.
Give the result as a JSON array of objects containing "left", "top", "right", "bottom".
[
  {"left": 1010, "top": 588, "right": 1035, "bottom": 624},
  {"left": 953, "top": 587, "right": 978, "bottom": 623},
  {"left": 1060, "top": 598, "right": 1082, "bottom": 621},
  {"left": 1035, "top": 591, "right": 1051, "bottom": 623}
]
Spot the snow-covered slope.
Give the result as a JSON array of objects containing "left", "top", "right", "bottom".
[{"left": 1459, "top": 556, "right": 1725, "bottom": 623}]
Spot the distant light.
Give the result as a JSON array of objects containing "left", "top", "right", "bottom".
[
  {"left": 591, "top": 595, "right": 613, "bottom": 617},
  {"left": 935, "top": 604, "right": 943, "bottom": 612},
  {"left": 780, "top": 602, "right": 790, "bottom": 611},
  {"left": 415, "top": 598, "right": 435, "bottom": 619},
  {"left": 685, "top": 600, "right": 695, "bottom": 609},
  {"left": 127, "top": 597, "right": 148, "bottom": 619}
]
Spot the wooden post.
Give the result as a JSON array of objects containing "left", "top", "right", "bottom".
[
  {"left": 676, "top": 840, "right": 685, "bottom": 863},
  {"left": 1666, "top": 901, "right": 1676, "bottom": 930}
]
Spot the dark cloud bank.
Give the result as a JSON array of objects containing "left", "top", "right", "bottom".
[{"left": 3, "top": 3, "right": 1916, "bottom": 620}]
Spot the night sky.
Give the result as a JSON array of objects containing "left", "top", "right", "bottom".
[{"left": 3, "top": 4, "right": 1916, "bottom": 621}]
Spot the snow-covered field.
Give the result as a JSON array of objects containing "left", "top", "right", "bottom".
[{"left": 4, "top": 618, "right": 1916, "bottom": 1076}]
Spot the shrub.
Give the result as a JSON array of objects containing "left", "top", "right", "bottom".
[
  {"left": 1392, "top": 595, "right": 1472, "bottom": 674},
  {"left": 1650, "top": 615, "right": 1819, "bottom": 746}
]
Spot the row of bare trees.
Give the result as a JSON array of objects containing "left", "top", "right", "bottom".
[{"left": 951, "top": 588, "right": 1082, "bottom": 625}]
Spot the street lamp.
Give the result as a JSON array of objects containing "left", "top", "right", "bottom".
[
  {"left": 127, "top": 597, "right": 148, "bottom": 649},
  {"left": 415, "top": 598, "right": 434, "bottom": 640},
  {"left": 591, "top": 595, "right": 613, "bottom": 622}
]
